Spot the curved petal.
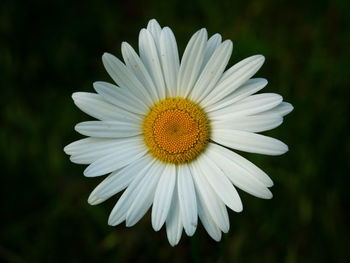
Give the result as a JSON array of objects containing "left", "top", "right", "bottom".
[
  {"left": 211, "top": 129, "right": 288, "bottom": 156},
  {"left": 166, "top": 182, "right": 183, "bottom": 247},
  {"left": 75, "top": 120, "right": 141, "bottom": 138},
  {"left": 126, "top": 161, "right": 165, "bottom": 227},
  {"left": 177, "top": 28, "right": 207, "bottom": 97},
  {"left": 205, "top": 78, "right": 268, "bottom": 112},
  {"left": 202, "top": 55, "right": 265, "bottom": 108},
  {"left": 83, "top": 137, "right": 147, "bottom": 177},
  {"left": 190, "top": 40, "right": 233, "bottom": 103},
  {"left": 108, "top": 159, "right": 155, "bottom": 226},
  {"left": 64, "top": 137, "right": 114, "bottom": 155},
  {"left": 212, "top": 113, "right": 283, "bottom": 133},
  {"left": 102, "top": 53, "right": 154, "bottom": 106},
  {"left": 139, "top": 29, "right": 166, "bottom": 99},
  {"left": 258, "top": 101, "right": 294, "bottom": 117},
  {"left": 177, "top": 164, "right": 198, "bottom": 236},
  {"left": 67, "top": 138, "right": 139, "bottom": 165},
  {"left": 206, "top": 143, "right": 273, "bottom": 198},
  {"left": 208, "top": 93, "right": 282, "bottom": 121},
  {"left": 201, "top": 33, "right": 222, "bottom": 72},
  {"left": 147, "top": 19, "right": 162, "bottom": 48},
  {"left": 152, "top": 164, "right": 176, "bottom": 231},
  {"left": 88, "top": 155, "right": 154, "bottom": 205},
  {"left": 213, "top": 142, "right": 272, "bottom": 187},
  {"left": 68, "top": 138, "right": 125, "bottom": 164},
  {"left": 72, "top": 92, "right": 141, "bottom": 121},
  {"left": 196, "top": 189, "right": 222, "bottom": 241},
  {"left": 121, "top": 42, "right": 159, "bottom": 102},
  {"left": 93, "top": 81, "right": 148, "bottom": 115},
  {"left": 190, "top": 160, "right": 230, "bottom": 233},
  {"left": 199, "top": 153, "right": 243, "bottom": 212},
  {"left": 159, "top": 27, "right": 180, "bottom": 97}
]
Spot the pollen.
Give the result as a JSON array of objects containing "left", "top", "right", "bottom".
[{"left": 143, "top": 98, "right": 210, "bottom": 164}]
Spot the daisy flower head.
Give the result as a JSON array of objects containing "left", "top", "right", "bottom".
[{"left": 64, "top": 19, "right": 293, "bottom": 246}]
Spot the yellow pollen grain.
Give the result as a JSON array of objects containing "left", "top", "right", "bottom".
[{"left": 143, "top": 98, "right": 210, "bottom": 164}]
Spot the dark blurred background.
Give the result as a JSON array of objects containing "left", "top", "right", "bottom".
[{"left": 1, "top": 0, "right": 349, "bottom": 262}]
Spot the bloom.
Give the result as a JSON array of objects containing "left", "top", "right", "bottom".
[{"left": 64, "top": 19, "right": 293, "bottom": 246}]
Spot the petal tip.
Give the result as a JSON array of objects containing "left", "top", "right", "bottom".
[
  {"left": 71, "top": 92, "right": 81, "bottom": 101},
  {"left": 267, "top": 191, "right": 273, "bottom": 199},
  {"left": 251, "top": 54, "right": 265, "bottom": 66},
  {"left": 108, "top": 212, "right": 123, "bottom": 226},
  {"left": 121, "top": 41, "right": 130, "bottom": 49},
  {"left": 184, "top": 227, "right": 196, "bottom": 237},
  {"left": 63, "top": 144, "right": 72, "bottom": 154},
  {"left": 148, "top": 18, "right": 160, "bottom": 26},
  {"left": 152, "top": 222, "right": 162, "bottom": 232},
  {"left": 266, "top": 179, "right": 274, "bottom": 188},
  {"left": 213, "top": 235, "right": 222, "bottom": 242},
  {"left": 83, "top": 167, "right": 92, "bottom": 177},
  {"left": 125, "top": 220, "right": 136, "bottom": 228},
  {"left": 102, "top": 52, "right": 115, "bottom": 64},
  {"left": 235, "top": 204, "right": 243, "bottom": 213},
  {"left": 87, "top": 194, "right": 101, "bottom": 205},
  {"left": 107, "top": 218, "right": 116, "bottom": 226},
  {"left": 168, "top": 238, "right": 180, "bottom": 247},
  {"left": 139, "top": 28, "right": 148, "bottom": 35},
  {"left": 257, "top": 54, "right": 265, "bottom": 60},
  {"left": 223, "top": 39, "right": 233, "bottom": 47}
]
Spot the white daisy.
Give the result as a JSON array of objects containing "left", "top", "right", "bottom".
[{"left": 64, "top": 19, "right": 293, "bottom": 246}]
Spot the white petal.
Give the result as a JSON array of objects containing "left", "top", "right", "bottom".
[
  {"left": 201, "top": 33, "right": 222, "bottom": 72},
  {"left": 147, "top": 19, "right": 162, "bottom": 47},
  {"left": 75, "top": 120, "right": 141, "bottom": 138},
  {"left": 214, "top": 142, "right": 273, "bottom": 186},
  {"left": 151, "top": 164, "right": 176, "bottom": 231},
  {"left": 196, "top": 189, "right": 222, "bottom": 241},
  {"left": 83, "top": 137, "right": 146, "bottom": 177},
  {"left": 166, "top": 183, "right": 183, "bottom": 247},
  {"left": 205, "top": 78, "right": 268, "bottom": 112},
  {"left": 139, "top": 29, "right": 166, "bottom": 99},
  {"left": 86, "top": 195, "right": 109, "bottom": 206},
  {"left": 108, "top": 159, "right": 155, "bottom": 226},
  {"left": 72, "top": 92, "right": 141, "bottom": 121},
  {"left": 202, "top": 55, "right": 265, "bottom": 107},
  {"left": 212, "top": 113, "right": 283, "bottom": 133},
  {"left": 207, "top": 143, "right": 273, "bottom": 198},
  {"left": 190, "top": 160, "right": 230, "bottom": 233},
  {"left": 64, "top": 137, "right": 107, "bottom": 155},
  {"left": 67, "top": 138, "right": 137, "bottom": 165},
  {"left": 121, "top": 42, "right": 159, "bottom": 102},
  {"left": 93, "top": 81, "right": 148, "bottom": 115},
  {"left": 87, "top": 170, "right": 126, "bottom": 205},
  {"left": 199, "top": 153, "right": 243, "bottom": 212},
  {"left": 190, "top": 40, "right": 233, "bottom": 103},
  {"left": 211, "top": 129, "right": 288, "bottom": 156},
  {"left": 258, "top": 101, "right": 294, "bottom": 117},
  {"left": 102, "top": 53, "right": 153, "bottom": 105},
  {"left": 208, "top": 93, "right": 282, "bottom": 121},
  {"left": 88, "top": 155, "right": 154, "bottom": 205},
  {"left": 159, "top": 27, "right": 180, "bottom": 97},
  {"left": 126, "top": 161, "right": 165, "bottom": 227},
  {"left": 177, "top": 164, "right": 198, "bottom": 236},
  {"left": 177, "top": 28, "right": 208, "bottom": 97}
]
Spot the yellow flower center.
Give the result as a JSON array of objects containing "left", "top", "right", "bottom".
[{"left": 143, "top": 98, "right": 210, "bottom": 164}]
